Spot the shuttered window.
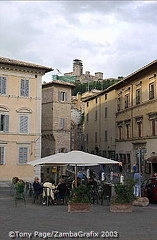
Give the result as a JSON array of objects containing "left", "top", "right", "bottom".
[
  {"left": 0, "top": 114, "right": 9, "bottom": 132},
  {"left": 0, "top": 147, "right": 5, "bottom": 165},
  {"left": 20, "top": 116, "right": 28, "bottom": 133},
  {"left": 19, "top": 147, "right": 28, "bottom": 164},
  {"left": 0, "top": 76, "right": 6, "bottom": 95},
  {"left": 20, "top": 79, "right": 29, "bottom": 97},
  {"left": 58, "top": 92, "right": 67, "bottom": 102},
  {"left": 60, "top": 118, "right": 65, "bottom": 130}
]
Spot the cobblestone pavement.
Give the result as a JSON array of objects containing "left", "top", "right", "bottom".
[{"left": 0, "top": 187, "right": 157, "bottom": 240}]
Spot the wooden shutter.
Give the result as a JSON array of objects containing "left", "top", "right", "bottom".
[
  {"left": 20, "top": 79, "right": 29, "bottom": 97},
  {"left": 25, "top": 80, "right": 29, "bottom": 97},
  {"left": 20, "top": 116, "right": 28, "bottom": 133},
  {"left": 4, "top": 115, "right": 9, "bottom": 132},
  {"left": 0, "top": 147, "right": 4, "bottom": 165},
  {"left": 19, "top": 147, "right": 28, "bottom": 164},
  {"left": 0, "top": 77, "right": 6, "bottom": 94},
  {"left": 60, "top": 118, "right": 65, "bottom": 129}
]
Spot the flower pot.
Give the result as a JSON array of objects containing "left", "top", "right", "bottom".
[
  {"left": 133, "top": 197, "right": 149, "bottom": 207},
  {"left": 68, "top": 203, "right": 91, "bottom": 213},
  {"left": 110, "top": 203, "right": 133, "bottom": 212}
]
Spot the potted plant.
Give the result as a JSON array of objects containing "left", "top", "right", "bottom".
[
  {"left": 68, "top": 185, "right": 90, "bottom": 213},
  {"left": 110, "top": 178, "right": 137, "bottom": 212}
]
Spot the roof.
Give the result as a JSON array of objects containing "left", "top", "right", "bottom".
[
  {"left": 83, "top": 59, "right": 157, "bottom": 102},
  {"left": 42, "top": 80, "right": 75, "bottom": 88},
  {"left": 0, "top": 56, "right": 53, "bottom": 73}
]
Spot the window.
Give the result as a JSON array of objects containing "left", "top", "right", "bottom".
[
  {"left": 87, "top": 102, "right": 89, "bottom": 107},
  {"left": 105, "top": 107, "right": 107, "bottom": 118},
  {"left": 58, "top": 91, "right": 67, "bottom": 102},
  {"left": 95, "top": 110, "right": 97, "bottom": 121},
  {"left": 126, "top": 124, "right": 130, "bottom": 139},
  {"left": 19, "top": 147, "right": 28, "bottom": 164},
  {"left": 149, "top": 83, "right": 155, "bottom": 100},
  {"left": 0, "top": 76, "right": 6, "bottom": 95},
  {"left": 95, "top": 132, "right": 97, "bottom": 143},
  {"left": 151, "top": 119, "right": 156, "bottom": 136},
  {"left": 0, "top": 114, "right": 9, "bottom": 132},
  {"left": 95, "top": 98, "right": 98, "bottom": 104},
  {"left": 124, "top": 94, "right": 129, "bottom": 108},
  {"left": 117, "top": 97, "right": 121, "bottom": 111},
  {"left": 60, "top": 118, "right": 65, "bottom": 130},
  {"left": 20, "top": 79, "right": 29, "bottom": 97},
  {"left": 105, "top": 130, "right": 108, "bottom": 142},
  {"left": 105, "top": 94, "right": 107, "bottom": 100},
  {"left": 0, "top": 146, "right": 5, "bottom": 165},
  {"left": 86, "top": 134, "right": 88, "bottom": 144},
  {"left": 20, "top": 116, "right": 28, "bottom": 133},
  {"left": 86, "top": 113, "right": 89, "bottom": 122},
  {"left": 136, "top": 89, "right": 141, "bottom": 105},
  {"left": 137, "top": 122, "right": 142, "bottom": 137},
  {"left": 118, "top": 126, "right": 122, "bottom": 140}
]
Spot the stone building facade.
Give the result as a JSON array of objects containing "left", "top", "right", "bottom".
[
  {"left": 42, "top": 80, "right": 75, "bottom": 157},
  {"left": 64, "top": 59, "right": 104, "bottom": 83},
  {"left": 0, "top": 56, "right": 52, "bottom": 181},
  {"left": 83, "top": 60, "right": 157, "bottom": 174}
]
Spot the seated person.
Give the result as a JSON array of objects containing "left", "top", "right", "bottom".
[
  {"left": 43, "top": 181, "right": 56, "bottom": 201},
  {"left": 87, "top": 178, "right": 97, "bottom": 189},
  {"left": 56, "top": 179, "right": 67, "bottom": 204},
  {"left": 33, "top": 177, "right": 43, "bottom": 198}
]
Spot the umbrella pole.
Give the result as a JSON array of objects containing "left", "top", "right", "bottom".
[{"left": 75, "top": 164, "right": 77, "bottom": 188}]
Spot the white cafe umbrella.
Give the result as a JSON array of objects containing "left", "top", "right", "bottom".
[
  {"left": 28, "top": 150, "right": 119, "bottom": 166},
  {"left": 28, "top": 151, "right": 119, "bottom": 186}
]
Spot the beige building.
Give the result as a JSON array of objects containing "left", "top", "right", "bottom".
[
  {"left": 83, "top": 87, "right": 116, "bottom": 159},
  {"left": 83, "top": 59, "right": 157, "bottom": 174},
  {"left": 0, "top": 57, "right": 52, "bottom": 181},
  {"left": 115, "top": 60, "right": 157, "bottom": 173}
]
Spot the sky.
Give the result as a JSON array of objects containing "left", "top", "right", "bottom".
[{"left": 0, "top": 1, "right": 157, "bottom": 82}]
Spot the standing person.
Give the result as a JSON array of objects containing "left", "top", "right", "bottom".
[{"left": 133, "top": 172, "right": 142, "bottom": 197}]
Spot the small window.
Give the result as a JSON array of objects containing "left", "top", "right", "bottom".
[
  {"left": 95, "top": 132, "right": 97, "bottom": 143},
  {"left": 124, "top": 94, "right": 129, "bottom": 108},
  {"left": 19, "top": 147, "right": 28, "bottom": 164},
  {"left": 95, "top": 110, "right": 97, "bottom": 121},
  {"left": 60, "top": 118, "right": 65, "bottom": 130},
  {"left": 86, "top": 134, "right": 88, "bottom": 144},
  {"left": 0, "top": 76, "right": 6, "bottom": 95},
  {"left": 136, "top": 89, "right": 141, "bottom": 105},
  {"left": 20, "top": 79, "right": 29, "bottom": 97},
  {"left": 58, "top": 92, "right": 67, "bottom": 102},
  {"left": 87, "top": 102, "right": 89, "bottom": 107},
  {"left": 20, "top": 116, "right": 28, "bottom": 133},
  {"left": 0, "top": 146, "right": 5, "bottom": 165},
  {"left": 105, "top": 94, "right": 107, "bottom": 100},
  {"left": 118, "top": 126, "right": 122, "bottom": 140},
  {"left": 117, "top": 97, "right": 121, "bottom": 111},
  {"left": 105, "top": 130, "right": 108, "bottom": 142},
  {"left": 151, "top": 119, "right": 156, "bottom": 136},
  {"left": 0, "top": 114, "right": 9, "bottom": 132},
  {"left": 137, "top": 122, "right": 142, "bottom": 137},
  {"left": 95, "top": 98, "right": 98, "bottom": 104},
  {"left": 149, "top": 83, "right": 155, "bottom": 100},
  {"left": 105, "top": 107, "right": 107, "bottom": 118},
  {"left": 86, "top": 113, "right": 89, "bottom": 122}
]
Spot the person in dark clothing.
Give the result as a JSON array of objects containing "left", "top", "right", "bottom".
[
  {"left": 33, "top": 177, "right": 43, "bottom": 197},
  {"left": 56, "top": 179, "right": 68, "bottom": 204}
]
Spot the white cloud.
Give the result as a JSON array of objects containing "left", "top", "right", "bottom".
[{"left": 0, "top": 1, "right": 156, "bottom": 81}]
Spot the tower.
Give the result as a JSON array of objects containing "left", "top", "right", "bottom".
[{"left": 73, "top": 59, "right": 83, "bottom": 76}]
